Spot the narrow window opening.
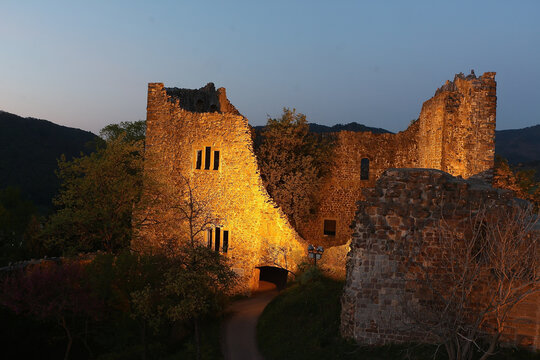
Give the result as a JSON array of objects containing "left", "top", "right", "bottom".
[
  {"left": 323, "top": 219, "right": 336, "bottom": 236},
  {"left": 361, "top": 158, "right": 369, "bottom": 180},
  {"left": 222, "top": 230, "right": 229, "bottom": 253},
  {"left": 204, "top": 146, "right": 211, "bottom": 170},
  {"left": 206, "top": 228, "right": 213, "bottom": 248},
  {"left": 195, "top": 150, "right": 202, "bottom": 170},
  {"left": 213, "top": 150, "right": 220, "bottom": 170},
  {"left": 215, "top": 227, "right": 221, "bottom": 252},
  {"left": 196, "top": 99, "right": 204, "bottom": 112}
]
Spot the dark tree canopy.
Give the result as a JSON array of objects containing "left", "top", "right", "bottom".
[
  {"left": 42, "top": 124, "right": 145, "bottom": 255},
  {"left": 254, "top": 108, "right": 335, "bottom": 233}
]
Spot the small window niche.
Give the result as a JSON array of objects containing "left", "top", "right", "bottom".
[
  {"left": 206, "top": 228, "right": 213, "bottom": 248},
  {"left": 195, "top": 150, "right": 202, "bottom": 170},
  {"left": 222, "top": 230, "right": 229, "bottom": 253},
  {"left": 323, "top": 219, "right": 336, "bottom": 237},
  {"left": 213, "top": 150, "right": 220, "bottom": 170},
  {"left": 204, "top": 147, "right": 212, "bottom": 170},
  {"left": 214, "top": 227, "right": 221, "bottom": 252},
  {"left": 360, "top": 158, "right": 369, "bottom": 180}
]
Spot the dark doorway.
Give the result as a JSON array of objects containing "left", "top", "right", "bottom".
[{"left": 257, "top": 266, "right": 288, "bottom": 290}]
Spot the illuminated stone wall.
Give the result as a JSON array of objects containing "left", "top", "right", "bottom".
[
  {"left": 341, "top": 168, "right": 539, "bottom": 348},
  {"left": 300, "top": 72, "right": 496, "bottom": 249},
  {"left": 133, "top": 83, "right": 305, "bottom": 293}
]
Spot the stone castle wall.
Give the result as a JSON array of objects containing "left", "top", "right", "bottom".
[
  {"left": 133, "top": 83, "right": 305, "bottom": 293},
  {"left": 340, "top": 168, "right": 539, "bottom": 348},
  {"left": 133, "top": 71, "right": 497, "bottom": 289},
  {"left": 299, "top": 72, "right": 496, "bottom": 250}
]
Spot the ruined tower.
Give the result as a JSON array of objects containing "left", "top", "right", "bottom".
[
  {"left": 300, "top": 71, "right": 497, "bottom": 249},
  {"left": 133, "top": 83, "right": 305, "bottom": 293}
]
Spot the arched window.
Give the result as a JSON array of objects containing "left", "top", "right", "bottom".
[{"left": 361, "top": 158, "right": 369, "bottom": 180}]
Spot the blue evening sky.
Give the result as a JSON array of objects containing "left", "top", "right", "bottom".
[{"left": 1, "top": 0, "right": 539, "bottom": 134}]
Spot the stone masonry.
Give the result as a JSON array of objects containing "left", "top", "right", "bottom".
[
  {"left": 340, "top": 168, "right": 539, "bottom": 348},
  {"left": 133, "top": 71, "right": 497, "bottom": 291},
  {"left": 132, "top": 83, "right": 305, "bottom": 293},
  {"left": 301, "top": 71, "right": 496, "bottom": 249}
]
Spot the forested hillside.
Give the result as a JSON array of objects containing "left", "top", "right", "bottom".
[{"left": 0, "top": 111, "right": 97, "bottom": 211}]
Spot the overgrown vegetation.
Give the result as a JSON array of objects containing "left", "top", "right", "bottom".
[
  {"left": 254, "top": 108, "right": 335, "bottom": 233},
  {"left": 494, "top": 156, "right": 540, "bottom": 209},
  {"left": 0, "top": 120, "right": 234, "bottom": 359},
  {"left": 257, "top": 267, "right": 539, "bottom": 360},
  {"left": 1, "top": 248, "right": 234, "bottom": 360}
]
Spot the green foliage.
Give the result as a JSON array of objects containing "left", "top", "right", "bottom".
[
  {"left": 42, "top": 135, "right": 144, "bottom": 254},
  {"left": 257, "top": 271, "right": 359, "bottom": 360},
  {"left": 99, "top": 120, "right": 146, "bottom": 143},
  {"left": 85, "top": 247, "right": 235, "bottom": 359},
  {"left": 1, "top": 248, "right": 233, "bottom": 359},
  {"left": 255, "top": 108, "right": 335, "bottom": 231},
  {"left": 494, "top": 156, "right": 540, "bottom": 208},
  {"left": 0, "top": 187, "right": 39, "bottom": 265}
]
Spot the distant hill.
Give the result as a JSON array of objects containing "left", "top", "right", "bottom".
[
  {"left": 0, "top": 111, "right": 97, "bottom": 211},
  {"left": 307, "top": 122, "right": 392, "bottom": 134},
  {"left": 495, "top": 124, "right": 540, "bottom": 180},
  {"left": 252, "top": 122, "right": 392, "bottom": 134},
  {"left": 495, "top": 125, "right": 540, "bottom": 164}
]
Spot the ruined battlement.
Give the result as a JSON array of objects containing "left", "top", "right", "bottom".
[
  {"left": 137, "top": 71, "right": 497, "bottom": 292},
  {"left": 299, "top": 71, "right": 497, "bottom": 248},
  {"left": 434, "top": 70, "right": 496, "bottom": 95},
  {"left": 341, "top": 168, "right": 539, "bottom": 348},
  {"left": 148, "top": 82, "right": 240, "bottom": 114}
]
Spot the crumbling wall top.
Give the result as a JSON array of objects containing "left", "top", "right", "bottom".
[
  {"left": 148, "top": 82, "right": 240, "bottom": 115},
  {"left": 435, "top": 70, "right": 496, "bottom": 96}
]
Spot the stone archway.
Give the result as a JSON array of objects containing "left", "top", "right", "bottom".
[{"left": 255, "top": 266, "right": 289, "bottom": 290}]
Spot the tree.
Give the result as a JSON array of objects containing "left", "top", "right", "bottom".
[
  {"left": 43, "top": 134, "right": 144, "bottom": 254},
  {"left": 0, "top": 187, "right": 37, "bottom": 265},
  {"left": 0, "top": 261, "right": 102, "bottom": 360},
  {"left": 408, "top": 203, "right": 539, "bottom": 360},
  {"left": 494, "top": 156, "right": 540, "bottom": 209},
  {"left": 161, "top": 245, "right": 236, "bottom": 360},
  {"left": 255, "top": 108, "right": 334, "bottom": 231},
  {"left": 99, "top": 120, "right": 146, "bottom": 143}
]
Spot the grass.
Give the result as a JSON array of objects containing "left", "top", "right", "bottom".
[{"left": 256, "top": 267, "right": 540, "bottom": 360}]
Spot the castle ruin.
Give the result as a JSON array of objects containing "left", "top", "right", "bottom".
[
  {"left": 301, "top": 71, "right": 497, "bottom": 249},
  {"left": 341, "top": 168, "right": 540, "bottom": 348},
  {"left": 133, "top": 71, "right": 497, "bottom": 293},
  {"left": 132, "top": 83, "right": 305, "bottom": 293}
]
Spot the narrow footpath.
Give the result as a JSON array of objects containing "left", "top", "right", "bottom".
[{"left": 222, "top": 281, "right": 278, "bottom": 360}]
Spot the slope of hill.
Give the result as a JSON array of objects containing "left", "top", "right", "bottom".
[
  {"left": 252, "top": 122, "right": 392, "bottom": 134},
  {"left": 307, "top": 122, "right": 392, "bottom": 134},
  {"left": 495, "top": 124, "right": 540, "bottom": 164},
  {"left": 0, "top": 111, "right": 97, "bottom": 211}
]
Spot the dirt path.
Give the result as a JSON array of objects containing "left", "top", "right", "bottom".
[{"left": 222, "top": 281, "right": 278, "bottom": 360}]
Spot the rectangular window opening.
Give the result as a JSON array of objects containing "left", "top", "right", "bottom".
[
  {"left": 222, "top": 230, "right": 229, "bottom": 253},
  {"left": 213, "top": 150, "right": 220, "bottom": 170},
  {"left": 215, "top": 227, "right": 221, "bottom": 252},
  {"left": 204, "top": 147, "right": 211, "bottom": 170},
  {"left": 195, "top": 150, "right": 202, "bottom": 170},
  {"left": 206, "top": 228, "right": 213, "bottom": 248},
  {"left": 360, "top": 158, "right": 369, "bottom": 180},
  {"left": 323, "top": 219, "right": 336, "bottom": 237}
]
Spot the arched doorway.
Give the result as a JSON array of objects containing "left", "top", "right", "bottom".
[{"left": 256, "top": 266, "right": 289, "bottom": 290}]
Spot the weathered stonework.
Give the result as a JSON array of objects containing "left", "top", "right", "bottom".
[
  {"left": 134, "top": 71, "right": 497, "bottom": 290},
  {"left": 133, "top": 83, "right": 305, "bottom": 293},
  {"left": 340, "top": 168, "right": 539, "bottom": 348},
  {"left": 300, "top": 72, "right": 496, "bottom": 249}
]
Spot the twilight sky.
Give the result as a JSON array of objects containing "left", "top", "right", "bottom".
[{"left": 1, "top": 0, "right": 539, "bottom": 134}]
